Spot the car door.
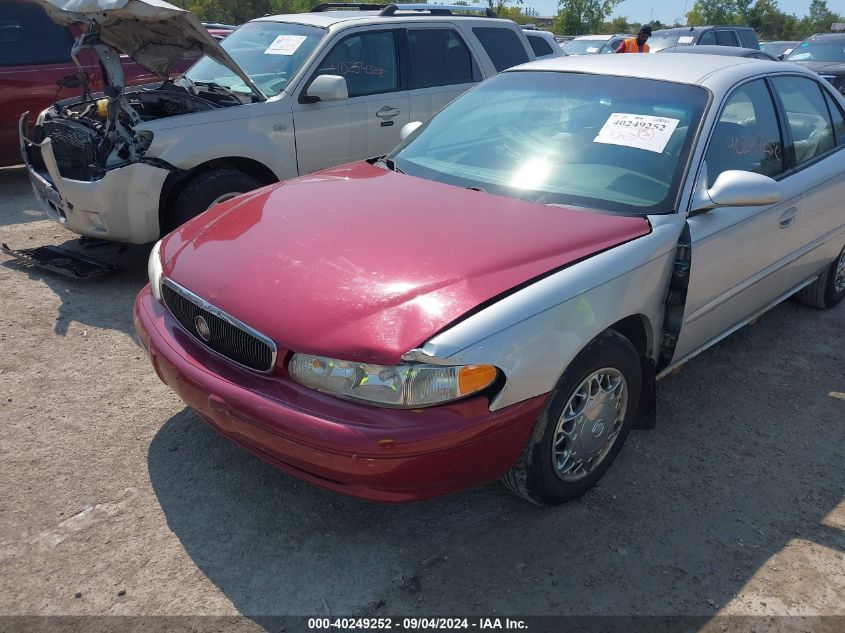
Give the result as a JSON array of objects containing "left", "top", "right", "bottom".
[
  {"left": 292, "top": 27, "right": 409, "bottom": 175},
  {"left": 673, "top": 78, "right": 806, "bottom": 362},
  {"left": 405, "top": 25, "right": 480, "bottom": 125},
  {"left": 0, "top": 0, "right": 100, "bottom": 166},
  {"left": 769, "top": 74, "right": 845, "bottom": 286}
]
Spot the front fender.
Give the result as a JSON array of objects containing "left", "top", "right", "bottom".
[
  {"left": 414, "top": 214, "right": 688, "bottom": 411},
  {"left": 142, "top": 105, "right": 297, "bottom": 181}
]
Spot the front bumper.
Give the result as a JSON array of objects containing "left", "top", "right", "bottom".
[
  {"left": 134, "top": 286, "right": 547, "bottom": 502},
  {"left": 19, "top": 113, "right": 169, "bottom": 244}
]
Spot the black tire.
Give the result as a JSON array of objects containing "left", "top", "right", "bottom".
[
  {"left": 164, "top": 169, "right": 263, "bottom": 233},
  {"left": 793, "top": 244, "right": 845, "bottom": 310},
  {"left": 503, "top": 330, "right": 642, "bottom": 506}
]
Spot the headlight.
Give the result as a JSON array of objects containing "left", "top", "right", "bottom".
[
  {"left": 288, "top": 354, "right": 498, "bottom": 408},
  {"left": 147, "top": 239, "right": 163, "bottom": 302}
]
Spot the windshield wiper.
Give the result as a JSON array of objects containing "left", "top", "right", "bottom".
[{"left": 377, "top": 157, "right": 404, "bottom": 174}]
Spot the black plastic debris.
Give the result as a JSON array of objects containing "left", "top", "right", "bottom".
[{"left": 1, "top": 242, "right": 118, "bottom": 279}]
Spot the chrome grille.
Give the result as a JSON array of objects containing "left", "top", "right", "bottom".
[{"left": 162, "top": 279, "right": 276, "bottom": 373}]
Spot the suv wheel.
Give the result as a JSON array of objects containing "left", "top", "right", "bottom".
[{"left": 164, "top": 168, "right": 263, "bottom": 233}]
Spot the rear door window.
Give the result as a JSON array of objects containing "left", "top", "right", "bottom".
[
  {"left": 772, "top": 76, "right": 835, "bottom": 165},
  {"left": 527, "top": 33, "right": 554, "bottom": 57},
  {"left": 715, "top": 30, "right": 739, "bottom": 46},
  {"left": 472, "top": 27, "right": 529, "bottom": 72},
  {"left": 706, "top": 79, "right": 784, "bottom": 181},
  {"left": 0, "top": 1, "right": 73, "bottom": 66},
  {"left": 406, "top": 28, "right": 477, "bottom": 88}
]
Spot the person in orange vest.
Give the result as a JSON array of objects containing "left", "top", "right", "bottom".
[{"left": 615, "top": 25, "right": 652, "bottom": 53}]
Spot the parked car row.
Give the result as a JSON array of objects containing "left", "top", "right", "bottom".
[
  {"left": 19, "top": 0, "right": 542, "bottom": 243},
  {"left": 11, "top": 0, "right": 845, "bottom": 505}
]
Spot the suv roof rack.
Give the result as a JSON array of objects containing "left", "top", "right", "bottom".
[
  {"left": 310, "top": 3, "right": 388, "bottom": 12},
  {"left": 380, "top": 4, "right": 498, "bottom": 17}
]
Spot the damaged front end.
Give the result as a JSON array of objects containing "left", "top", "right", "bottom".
[{"left": 18, "top": 0, "right": 263, "bottom": 243}]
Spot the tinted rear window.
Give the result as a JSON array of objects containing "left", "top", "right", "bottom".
[
  {"left": 0, "top": 1, "right": 73, "bottom": 66},
  {"left": 407, "top": 29, "right": 476, "bottom": 88},
  {"left": 737, "top": 29, "right": 758, "bottom": 49},
  {"left": 527, "top": 33, "right": 554, "bottom": 57},
  {"left": 473, "top": 27, "right": 529, "bottom": 72}
]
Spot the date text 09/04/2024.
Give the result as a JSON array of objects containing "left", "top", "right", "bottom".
[{"left": 307, "top": 618, "right": 528, "bottom": 630}]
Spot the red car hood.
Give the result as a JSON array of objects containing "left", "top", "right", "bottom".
[{"left": 161, "top": 162, "right": 650, "bottom": 365}]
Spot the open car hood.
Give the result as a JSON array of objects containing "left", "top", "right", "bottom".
[{"left": 40, "top": 0, "right": 262, "bottom": 94}]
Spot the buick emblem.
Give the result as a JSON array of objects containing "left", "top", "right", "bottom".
[{"left": 194, "top": 315, "right": 211, "bottom": 341}]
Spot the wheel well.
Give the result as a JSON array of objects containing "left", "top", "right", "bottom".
[
  {"left": 607, "top": 314, "right": 656, "bottom": 430},
  {"left": 607, "top": 314, "right": 653, "bottom": 360},
  {"left": 158, "top": 157, "right": 279, "bottom": 233}
]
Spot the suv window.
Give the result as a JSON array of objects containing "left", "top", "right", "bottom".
[
  {"left": 0, "top": 1, "right": 73, "bottom": 66},
  {"left": 822, "top": 89, "right": 845, "bottom": 145},
  {"left": 772, "top": 76, "right": 835, "bottom": 165},
  {"left": 407, "top": 29, "right": 475, "bottom": 89},
  {"left": 715, "top": 30, "right": 738, "bottom": 46},
  {"left": 526, "top": 33, "right": 554, "bottom": 57},
  {"left": 472, "top": 27, "right": 529, "bottom": 72},
  {"left": 706, "top": 79, "right": 784, "bottom": 181},
  {"left": 699, "top": 31, "right": 716, "bottom": 45},
  {"left": 313, "top": 30, "right": 398, "bottom": 97},
  {"left": 737, "top": 29, "right": 757, "bottom": 49}
]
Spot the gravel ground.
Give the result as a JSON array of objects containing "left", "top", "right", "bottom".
[{"left": 0, "top": 165, "right": 843, "bottom": 626}]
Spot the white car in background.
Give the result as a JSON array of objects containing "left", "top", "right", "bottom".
[
  {"left": 562, "top": 33, "right": 630, "bottom": 55},
  {"left": 20, "top": 0, "right": 536, "bottom": 243}
]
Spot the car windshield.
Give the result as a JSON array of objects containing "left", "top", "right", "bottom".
[
  {"left": 389, "top": 71, "right": 709, "bottom": 215},
  {"left": 185, "top": 21, "right": 326, "bottom": 95},
  {"left": 647, "top": 33, "right": 682, "bottom": 52},
  {"left": 760, "top": 41, "right": 796, "bottom": 57},
  {"left": 562, "top": 39, "right": 607, "bottom": 55},
  {"left": 785, "top": 39, "right": 845, "bottom": 62}
]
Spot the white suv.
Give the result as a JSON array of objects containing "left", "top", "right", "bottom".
[{"left": 21, "top": 0, "right": 536, "bottom": 243}]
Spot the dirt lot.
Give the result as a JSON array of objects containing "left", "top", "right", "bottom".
[{"left": 0, "top": 165, "right": 843, "bottom": 627}]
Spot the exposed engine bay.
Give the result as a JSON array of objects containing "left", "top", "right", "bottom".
[
  {"left": 27, "top": 82, "right": 240, "bottom": 181},
  {"left": 23, "top": 2, "right": 260, "bottom": 183}
]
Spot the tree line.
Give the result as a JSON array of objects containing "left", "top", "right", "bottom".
[{"left": 176, "top": 0, "right": 843, "bottom": 40}]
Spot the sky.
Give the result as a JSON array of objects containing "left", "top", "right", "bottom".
[{"left": 525, "top": 0, "right": 845, "bottom": 23}]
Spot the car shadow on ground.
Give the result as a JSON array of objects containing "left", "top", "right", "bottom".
[
  {"left": 147, "top": 301, "right": 844, "bottom": 620},
  {"left": 0, "top": 167, "right": 44, "bottom": 227},
  {"left": 1, "top": 240, "right": 150, "bottom": 339}
]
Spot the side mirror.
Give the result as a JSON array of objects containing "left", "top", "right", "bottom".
[
  {"left": 400, "top": 121, "right": 422, "bottom": 141},
  {"left": 691, "top": 168, "right": 782, "bottom": 215},
  {"left": 304, "top": 75, "right": 348, "bottom": 103}
]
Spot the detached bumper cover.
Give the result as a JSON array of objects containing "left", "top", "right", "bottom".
[
  {"left": 134, "top": 286, "right": 547, "bottom": 502},
  {"left": 19, "top": 113, "right": 168, "bottom": 244}
]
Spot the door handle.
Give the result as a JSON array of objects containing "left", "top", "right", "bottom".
[
  {"left": 376, "top": 106, "right": 400, "bottom": 119},
  {"left": 779, "top": 207, "right": 798, "bottom": 229}
]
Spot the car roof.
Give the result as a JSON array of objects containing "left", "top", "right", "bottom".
[
  {"left": 653, "top": 25, "right": 754, "bottom": 35},
  {"left": 252, "top": 10, "right": 512, "bottom": 28},
  {"left": 662, "top": 44, "right": 765, "bottom": 57},
  {"left": 805, "top": 33, "right": 845, "bottom": 40},
  {"left": 570, "top": 34, "right": 615, "bottom": 41},
  {"left": 508, "top": 52, "right": 795, "bottom": 88}
]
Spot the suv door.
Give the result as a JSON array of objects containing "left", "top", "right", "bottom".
[
  {"left": 0, "top": 0, "right": 100, "bottom": 166},
  {"left": 770, "top": 75, "right": 845, "bottom": 286},
  {"left": 404, "top": 25, "right": 479, "bottom": 124},
  {"left": 292, "top": 27, "right": 410, "bottom": 174},
  {"left": 673, "top": 78, "right": 806, "bottom": 361}
]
